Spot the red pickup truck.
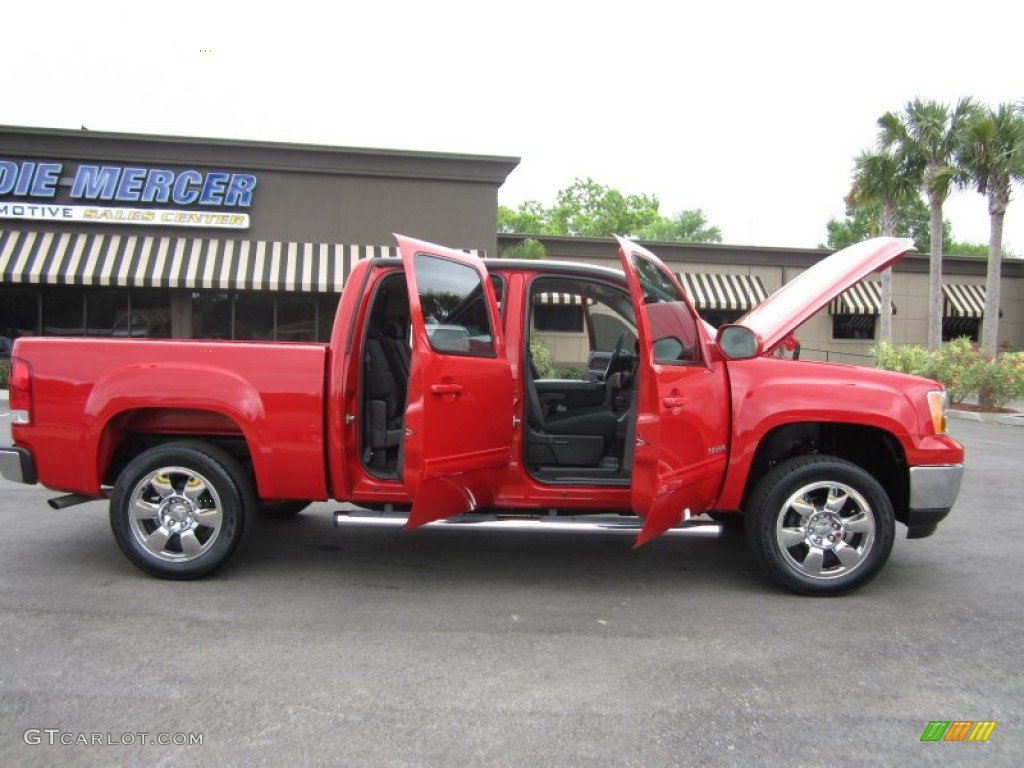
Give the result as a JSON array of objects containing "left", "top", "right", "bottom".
[{"left": 1, "top": 235, "right": 964, "bottom": 594}]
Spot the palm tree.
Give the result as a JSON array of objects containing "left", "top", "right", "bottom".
[
  {"left": 845, "top": 149, "right": 919, "bottom": 342},
  {"left": 957, "top": 103, "right": 1024, "bottom": 400},
  {"left": 878, "top": 98, "right": 978, "bottom": 350}
]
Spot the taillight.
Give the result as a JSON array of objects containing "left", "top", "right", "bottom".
[{"left": 9, "top": 356, "right": 33, "bottom": 425}]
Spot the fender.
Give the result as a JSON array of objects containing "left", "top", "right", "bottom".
[
  {"left": 81, "top": 363, "right": 326, "bottom": 500},
  {"left": 717, "top": 358, "right": 931, "bottom": 510}
]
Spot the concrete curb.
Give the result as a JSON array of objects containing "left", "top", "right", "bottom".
[
  {"left": 0, "top": 389, "right": 7, "bottom": 405},
  {"left": 948, "top": 407, "right": 1024, "bottom": 427}
]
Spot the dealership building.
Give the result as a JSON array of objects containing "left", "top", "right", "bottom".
[{"left": 1, "top": 125, "right": 1021, "bottom": 363}]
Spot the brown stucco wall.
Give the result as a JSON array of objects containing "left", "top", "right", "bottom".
[
  {"left": 0, "top": 126, "right": 519, "bottom": 255},
  {"left": 501, "top": 234, "right": 1024, "bottom": 360}
]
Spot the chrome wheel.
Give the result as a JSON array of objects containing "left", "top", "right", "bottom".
[
  {"left": 128, "top": 466, "right": 224, "bottom": 562},
  {"left": 111, "top": 442, "right": 249, "bottom": 579},
  {"left": 746, "top": 456, "right": 895, "bottom": 595},
  {"left": 775, "top": 481, "right": 875, "bottom": 581}
]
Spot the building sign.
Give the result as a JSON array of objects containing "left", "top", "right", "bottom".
[{"left": 0, "top": 159, "right": 257, "bottom": 229}]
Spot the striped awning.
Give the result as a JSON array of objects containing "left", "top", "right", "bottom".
[
  {"left": 533, "top": 292, "right": 592, "bottom": 306},
  {"left": 830, "top": 281, "right": 887, "bottom": 316},
  {"left": 943, "top": 283, "right": 986, "bottom": 318},
  {"left": 0, "top": 230, "right": 485, "bottom": 293},
  {"left": 675, "top": 272, "right": 768, "bottom": 311}
]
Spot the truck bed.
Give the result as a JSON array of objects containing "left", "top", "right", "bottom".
[{"left": 11, "top": 337, "right": 329, "bottom": 500}]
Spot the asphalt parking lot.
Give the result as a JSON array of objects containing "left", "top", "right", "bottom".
[{"left": 0, "top": 408, "right": 1020, "bottom": 767}]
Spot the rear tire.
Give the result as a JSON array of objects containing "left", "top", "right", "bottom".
[
  {"left": 745, "top": 456, "right": 894, "bottom": 596},
  {"left": 110, "top": 441, "right": 251, "bottom": 579}
]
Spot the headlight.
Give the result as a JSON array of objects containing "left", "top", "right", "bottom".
[{"left": 927, "top": 390, "right": 948, "bottom": 435}]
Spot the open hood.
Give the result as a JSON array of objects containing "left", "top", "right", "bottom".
[{"left": 738, "top": 237, "right": 915, "bottom": 352}]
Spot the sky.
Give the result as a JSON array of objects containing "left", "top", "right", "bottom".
[{"left": 4, "top": 0, "right": 1023, "bottom": 253}]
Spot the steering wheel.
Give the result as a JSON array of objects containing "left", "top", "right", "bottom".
[{"left": 603, "top": 330, "right": 627, "bottom": 380}]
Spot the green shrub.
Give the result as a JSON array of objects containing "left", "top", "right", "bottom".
[
  {"left": 978, "top": 352, "right": 1024, "bottom": 408},
  {"left": 0, "top": 360, "right": 8, "bottom": 389},
  {"left": 555, "top": 367, "right": 586, "bottom": 380},
  {"left": 871, "top": 341, "right": 929, "bottom": 376},
  {"left": 873, "top": 339, "right": 1024, "bottom": 408},
  {"left": 926, "top": 337, "right": 985, "bottom": 403},
  {"left": 528, "top": 339, "right": 558, "bottom": 378}
]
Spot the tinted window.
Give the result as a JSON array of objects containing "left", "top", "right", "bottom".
[
  {"left": 629, "top": 251, "right": 701, "bottom": 364},
  {"left": 414, "top": 254, "right": 495, "bottom": 357},
  {"left": 630, "top": 252, "right": 687, "bottom": 304}
]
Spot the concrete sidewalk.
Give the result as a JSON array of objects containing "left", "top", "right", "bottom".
[{"left": 948, "top": 404, "right": 1024, "bottom": 426}]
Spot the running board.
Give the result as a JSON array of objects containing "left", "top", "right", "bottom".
[{"left": 333, "top": 510, "right": 723, "bottom": 537}]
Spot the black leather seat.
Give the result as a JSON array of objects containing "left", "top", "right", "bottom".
[
  {"left": 381, "top": 321, "right": 411, "bottom": 381},
  {"left": 363, "top": 338, "right": 405, "bottom": 469},
  {"left": 523, "top": 359, "right": 618, "bottom": 466}
]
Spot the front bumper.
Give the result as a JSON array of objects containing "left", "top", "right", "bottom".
[
  {"left": 0, "top": 446, "right": 37, "bottom": 485},
  {"left": 905, "top": 464, "right": 964, "bottom": 539}
]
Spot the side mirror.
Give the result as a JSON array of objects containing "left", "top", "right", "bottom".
[{"left": 716, "top": 325, "right": 761, "bottom": 360}]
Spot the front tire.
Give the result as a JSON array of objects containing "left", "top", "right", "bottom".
[
  {"left": 110, "top": 441, "right": 250, "bottom": 579},
  {"left": 745, "top": 456, "right": 895, "bottom": 596}
]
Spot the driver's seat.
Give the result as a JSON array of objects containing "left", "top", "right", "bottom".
[{"left": 523, "top": 357, "right": 618, "bottom": 466}]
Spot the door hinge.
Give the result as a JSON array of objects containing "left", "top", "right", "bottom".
[
  {"left": 345, "top": 413, "right": 355, "bottom": 425},
  {"left": 512, "top": 416, "right": 521, "bottom": 428}
]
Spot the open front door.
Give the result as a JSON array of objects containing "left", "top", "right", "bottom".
[
  {"left": 396, "top": 235, "right": 513, "bottom": 529},
  {"left": 615, "top": 237, "right": 731, "bottom": 546}
]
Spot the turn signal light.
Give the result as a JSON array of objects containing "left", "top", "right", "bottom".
[{"left": 927, "top": 390, "right": 948, "bottom": 435}]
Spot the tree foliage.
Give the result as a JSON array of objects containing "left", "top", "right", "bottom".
[
  {"left": 548, "top": 178, "right": 661, "bottom": 237},
  {"left": 498, "top": 178, "right": 722, "bottom": 243},
  {"left": 824, "top": 196, "right": 943, "bottom": 252},
  {"left": 634, "top": 209, "right": 722, "bottom": 243},
  {"left": 843, "top": 149, "right": 919, "bottom": 342},
  {"left": 825, "top": 201, "right": 993, "bottom": 256},
  {"left": 497, "top": 238, "right": 547, "bottom": 260},
  {"left": 877, "top": 98, "right": 979, "bottom": 350},
  {"left": 956, "top": 102, "right": 1024, "bottom": 367},
  {"left": 497, "top": 201, "right": 548, "bottom": 236}
]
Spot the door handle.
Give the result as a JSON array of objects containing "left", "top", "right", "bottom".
[
  {"left": 430, "top": 383, "right": 463, "bottom": 396},
  {"left": 662, "top": 396, "right": 686, "bottom": 409}
]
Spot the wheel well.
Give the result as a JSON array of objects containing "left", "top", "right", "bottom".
[
  {"left": 743, "top": 423, "right": 909, "bottom": 522},
  {"left": 100, "top": 408, "right": 254, "bottom": 488}
]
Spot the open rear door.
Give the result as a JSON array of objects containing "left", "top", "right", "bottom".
[
  {"left": 396, "top": 235, "right": 513, "bottom": 528},
  {"left": 616, "top": 237, "right": 731, "bottom": 546}
]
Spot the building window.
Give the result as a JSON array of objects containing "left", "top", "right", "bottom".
[
  {"left": 192, "top": 291, "right": 233, "bottom": 339},
  {"left": 233, "top": 293, "right": 275, "bottom": 340},
  {"left": 832, "top": 314, "right": 876, "bottom": 340},
  {"left": 87, "top": 289, "right": 129, "bottom": 337},
  {"left": 943, "top": 318, "right": 980, "bottom": 343},
  {"left": 533, "top": 304, "right": 584, "bottom": 332},
  {"left": 130, "top": 290, "right": 171, "bottom": 338},
  {"left": 276, "top": 294, "right": 318, "bottom": 341},
  {"left": 0, "top": 286, "right": 40, "bottom": 338},
  {"left": 84, "top": 289, "right": 171, "bottom": 338},
  {"left": 42, "top": 287, "right": 86, "bottom": 336},
  {"left": 317, "top": 294, "right": 340, "bottom": 342}
]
